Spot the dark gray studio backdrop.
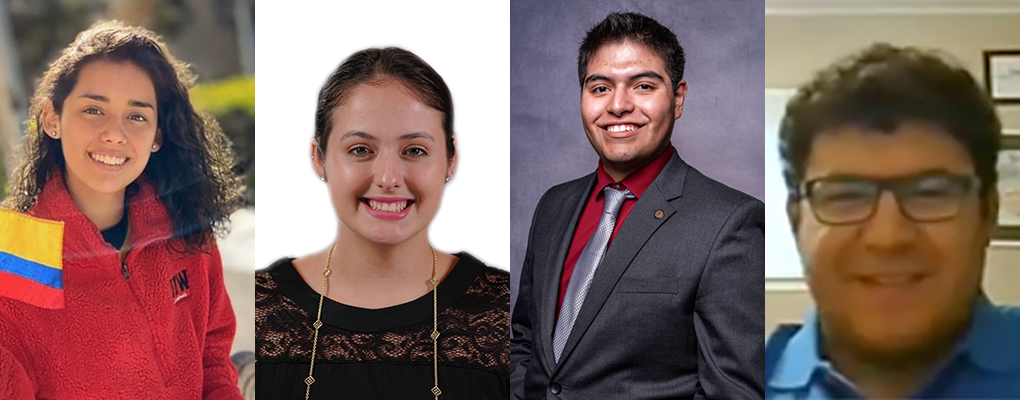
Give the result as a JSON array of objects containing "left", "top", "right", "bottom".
[{"left": 509, "top": 0, "right": 765, "bottom": 310}]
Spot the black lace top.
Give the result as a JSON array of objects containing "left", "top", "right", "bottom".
[{"left": 255, "top": 252, "right": 510, "bottom": 399}]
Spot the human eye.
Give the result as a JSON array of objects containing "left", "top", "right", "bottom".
[
  {"left": 895, "top": 175, "right": 976, "bottom": 221},
  {"left": 404, "top": 146, "right": 429, "bottom": 158},
  {"left": 83, "top": 107, "right": 103, "bottom": 116},
  {"left": 811, "top": 180, "right": 875, "bottom": 205},
  {"left": 591, "top": 85, "right": 609, "bottom": 94},
  {"left": 636, "top": 83, "right": 655, "bottom": 91},
  {"left": 907, "top": 176, "right": 964, "bottom": 199},
  {"left": 127, "top": 114, "right": 148, "bottom": 122},
  {"left": 348, "top": 145, "right": 374, "bottom": 157}
]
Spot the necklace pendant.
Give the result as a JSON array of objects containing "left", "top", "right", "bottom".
[{"left": 305, "top": 242, "right": 443, "bottom": 399}]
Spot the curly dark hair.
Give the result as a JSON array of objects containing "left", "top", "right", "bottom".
[
  {"left": 577, "top": 11, "right": 685, "bottom": 92},
  {"left": 3, "top": 20, "right": 244, "bottom": 252},
  {"left": 315, "top": 47, "right": 455, "bottom": 162},
  {"left": 779, "top": 43, "right": 1001, "bottom": 205}
]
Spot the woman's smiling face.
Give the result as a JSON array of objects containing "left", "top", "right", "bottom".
[
  {"left": 315, "top": 79, "right": 455, "bottom": 246},
  {"left": 44, "top": 59, "right": 161, "bottom": 200}
]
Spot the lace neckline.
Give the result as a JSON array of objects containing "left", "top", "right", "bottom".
[{"left": 266, "top": 252, "right": 483, "bottom": 332}]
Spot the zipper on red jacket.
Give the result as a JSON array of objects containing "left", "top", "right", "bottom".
[{"left": 120, "top": 256, "right": 172, "bottom": 387}]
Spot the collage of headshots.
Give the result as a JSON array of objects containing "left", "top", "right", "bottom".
[{"left": 1, "top": 0, "right": 1020, "bottom": 399}]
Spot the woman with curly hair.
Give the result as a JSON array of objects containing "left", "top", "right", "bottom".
[{"left": 0, "top": 21, "right": 244, "bottom": 399}]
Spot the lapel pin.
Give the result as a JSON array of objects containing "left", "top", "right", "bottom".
[{"left": 654, "top": 210, "right": 665, "bottom": 219}]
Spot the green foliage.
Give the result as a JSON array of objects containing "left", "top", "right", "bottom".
[
  {"left": 191, "top": 75, "right": 255, "bottom": 204},
  {"left": 190, "top": 76, "right": 255, "bottom": 117}
]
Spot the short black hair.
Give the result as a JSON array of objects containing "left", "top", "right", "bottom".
[
  {"left": 315, "top": 47, "right": 455, "bottom": 161},
  {"left": 577, "top": 11, "right": 685, "bottom": 91},
  {"left": 780, "top": 43, "right": 1001, "bottom": 201}
]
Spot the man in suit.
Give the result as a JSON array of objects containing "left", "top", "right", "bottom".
[{"left": 510, "top": 12, "right": 764, "bottom": 399}]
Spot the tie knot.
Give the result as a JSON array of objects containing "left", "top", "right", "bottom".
[{"left": 602, "top": 186, "right": 634, "bottom": 215}]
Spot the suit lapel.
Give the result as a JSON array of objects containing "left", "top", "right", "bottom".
[
  {"left": 552, "top": 153, "right": 689, "bottom": 373},
  {"left": 539, "top": 173, "right": 596, "bottom": 372}
]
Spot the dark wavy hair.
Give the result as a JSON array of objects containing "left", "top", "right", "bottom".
[
  {"left": 315, "top": 47, "right": 455, "bottom": 161},
  {"left": 577, "top": 11, "right": 685, "bottom": 92},
  {"left": 779, "top": 43, "right": 1001, "bottom": 208},
  {"left": 3, "top": 21, "right": 243, "bottom": 252}
]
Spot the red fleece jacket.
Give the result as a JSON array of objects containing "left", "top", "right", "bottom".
[{"left": 0, "top": 171, "right": 243, "bottom": 399}]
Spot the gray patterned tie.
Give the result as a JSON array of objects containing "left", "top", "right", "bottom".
[{"left": 553, "top": 185, "right": 635, "bottom": 362}]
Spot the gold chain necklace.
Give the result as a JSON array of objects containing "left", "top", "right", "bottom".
[{"left": 304, "top": 242, "right": 442, "bottom": 400}]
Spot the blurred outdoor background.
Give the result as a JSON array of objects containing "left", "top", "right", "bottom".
[{"left": 0, "top": 0, "right": 255, "bottom": 362}]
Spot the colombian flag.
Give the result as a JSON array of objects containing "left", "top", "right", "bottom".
[{"left": 0, "top": 208, "right": 64, "bottom": 309}]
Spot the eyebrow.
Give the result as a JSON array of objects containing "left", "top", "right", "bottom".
[
  {"left": 79, "top": 93, "right": 155, "bottom": 110},
  {"left": 339, "top": 130, "right": 435, "bottom": 142},
  {"left": 400, "top": 131, "right": 435, "bottom": 142},
  {"left": 809, "top": 168, "right": 962, "bottom": 182},
  {"left": 583, "top": 71, "right": 668, "bottom": 86}
]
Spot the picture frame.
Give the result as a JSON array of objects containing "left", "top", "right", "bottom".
[
  {"left": 984, "top": 50, "right": 1020, "bottom": 104},
  {"left": 996, "top": 136, "right": 1020, "bottom": 240}
]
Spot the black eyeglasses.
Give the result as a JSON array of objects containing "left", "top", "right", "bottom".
[{"left": 798, "top": 173, "right": 980, "bottom": 225}]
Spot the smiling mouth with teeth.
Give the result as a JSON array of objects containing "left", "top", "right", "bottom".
[
  {"left": 89, "top": 152, "right": 128, "bottom": 166},
  {"left": 605, "top": 125, "right": 638, "bottom": 133},
  {"left": 365, "top": 199, "right": 411, "bottom": 213}
]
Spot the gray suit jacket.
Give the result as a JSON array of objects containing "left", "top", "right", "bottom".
[{"left": 510, "top": 152, "right": 764, "bottom": 399}]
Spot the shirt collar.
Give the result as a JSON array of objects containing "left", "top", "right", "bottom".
[
  {"left": 769, "top": 308, "right": 824, "bottom": 389},
  {"left": 29, "top": 168, "right": 175, "bottom": 261},
  {"left": 769, "top": 295, "right": 1020, "bottom": 391},
  {"left": 594, "top": 146, "right": 674, "bottom": 199}
]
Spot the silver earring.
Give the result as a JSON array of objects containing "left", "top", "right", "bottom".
[
  {"left": 319, "top": 175, "right": 326, "bottom": 182},
  {"left": 445, "top": 176, "right": 450, "bottom": 183},
  {"left": 152, "top": 143, "right": 160, "bottom": 151}
]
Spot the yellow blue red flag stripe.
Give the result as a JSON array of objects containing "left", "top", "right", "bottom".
[{"left": 0, "top": 208, "right": 64, "bottom": 309}]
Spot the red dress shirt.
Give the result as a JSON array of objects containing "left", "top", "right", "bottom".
[{"left": 555, "top": 147, "right": 674, "bottom": 321}]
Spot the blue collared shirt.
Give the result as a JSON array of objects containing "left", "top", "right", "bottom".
[{"left": 767, "top": 297, "right": 1020, "bottom": 399}]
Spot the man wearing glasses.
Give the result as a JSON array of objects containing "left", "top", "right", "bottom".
[{"left": 766, "top": 43, "right": 1020, "bottom": 399}]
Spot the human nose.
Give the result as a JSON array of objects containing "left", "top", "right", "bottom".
[
  {"left": 373, "top": 151, "right": 403, "bottom": 191},
  {"left": 607, "top": 88, "right": 634, "bottom": 117},
  {"left": 859, "top": 191, "right": 918, "bottom": 251},
  {"left": 99, "top": 117, "right": 128, "bottom": 145}
]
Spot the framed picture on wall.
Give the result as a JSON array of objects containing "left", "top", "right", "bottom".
[
  {"left": 984, "top": 50, "right": 1020, "bottom": 104},
  {"left": 996, "top": 136, "right": 1020, "bottom": 240}
]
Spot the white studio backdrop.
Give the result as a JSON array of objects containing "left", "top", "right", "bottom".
[
  {"left": 255, "top": 1, "right": 511, "bottom": 271},
  {"left": 765, "top": 89, "right": 803, "bottom": 279}
]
